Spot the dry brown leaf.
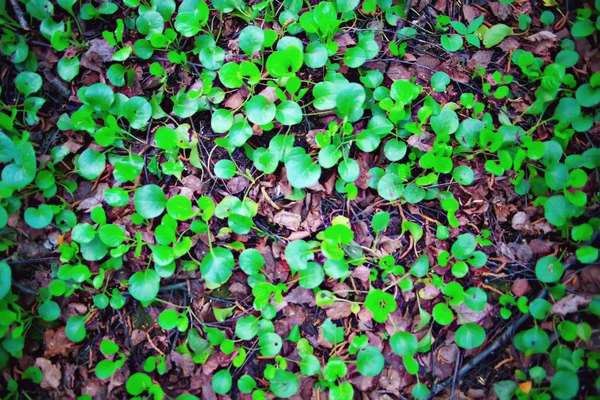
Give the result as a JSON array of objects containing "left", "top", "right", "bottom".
[
  {"left": 44, "top": 328, "right": 75, "bottom": 358},
  {"left": 512, "top": 279, "right": 531, "bottom": 297},
  {"left": 81, "top": 39, "right": 115, "bottom": 73},
  {"left": 273, "top": 210, "right": 302, "bottom": 231},
  {"left": 551, "top": 294, "right": 591, "bottom": 317},
  {"left": 323, "top": 301, "right": 353, "bottom": 319},
  {"left": 407, "top": 133, "right": 433, "bottom": 152},
  {"left": 35, "top": 357, "right": 62, "bottom": 389}
]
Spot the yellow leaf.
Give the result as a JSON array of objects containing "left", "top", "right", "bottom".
[
  {"left": 519, "top": 381, "right": 533, "bottom": 394},
  {"left": 543, "top": 0, "right": 559, "bottom": 7}
]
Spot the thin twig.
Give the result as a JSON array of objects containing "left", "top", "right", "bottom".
[
  {"left": 427, "top": 231, "right": 600, "bottom": 399},
  {"left": 3, "top": 256, "right": 58, "bottom": 265},
  {"left": 8, "top": 0, "right": 28, "bottom": 30}
]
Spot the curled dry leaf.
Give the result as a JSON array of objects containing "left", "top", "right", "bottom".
[
  {"left": 35, "top": 357, "right": 62, "bottom": 389},
  {"left": 551, "top": 294, "right": 591, "bottom": 317}
]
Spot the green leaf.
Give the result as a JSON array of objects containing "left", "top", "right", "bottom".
[
  {"left": 431, "top": 109, "right": 459, "bottom": 136},
  {"left": 211, "top": 109, "right": 233, "bottom": 133},
  {"left": 57, "top": 56, "right": 80, "bottom": 82},
  {"left": 304, "top": 42, "right": 328, "bottom": 68},
  {"left": 100, "top": 339, "right": 119, "bottom": 355},
  {"left": 298, "top": 262, "right": 324, "bottom": 289},
  {"left": 276, "top": 101, "right": 302, "bottom": 125},
  {"left": 0, "top": 262, "right": 12, "bottom": 300},
  {"left": 126, "top": 373, "right": 152, "bottom": 396},
  {"left": 201, "top": 248, "right": 234, "bottom": 286},
  {"left": 514, "top": 327, "right": 550, "bottom": 355},
  {"left": 452, "top": 165, "right": 475, "bottom": 185},
  {"left": 322, "top": 318, "right": 345, "bottom": 344},
  {"left": 343, "top": 47, "right": 366, "bottom": 68},
  {"left": 269, "top": 369, "right": 298, "bottom": 398},
  {"left": 15, "top": 72, "right": 42, "bottom": 96},
  {"left": 259, "top": 332, "right": 282, "bottom": 356},
  {"left": 285, "top": 152, "right": 321, "bottom": 189},
  {"left": 239, "top": 25, "right": 264, "bottom": 54},
  {"left": 451, "top": 233, "right": 477, "bottom": 260},
  {"left": 335, "top": 83, "right": 365, "bottom": 121},
  {"left": 409, "top": 254, "right": 429, "bottom": 278},
  {"left": 544, "top": 195, "right": 571, "bottom": 227},
  {"left": 166, "top": 195, "right": 194, "bottom": 220},
  {"left": 66, "top": 315, "right": 87, "bottom": 343},
  {"left": 80, "top": 83, "right": 114, "bottom": 111},
  {"left": 372, "top": 211, "right": 390, "bottom": 234},
  {"left": 236, "top": 315, "right": 259, "bottom": 340},
  {"left": 412, "top": 383, "right": 430, "bottom": 399},
  {"left": 441, "top": 34, "right": 463, "bottom": 51},
  {"left": 535, "top": 255, "right": 564, "bottom": 283},
  {"left": 238, "top": 375, "right": 257, "bottom": 394},
  {"left": 390, "top": 331, "right": 417, "bottom": 357},
  {"left": 455, "top": 323, "right": 486, "bottom": 349},
  {"left": 77, "top": 149, "right": 106, "bottom": 180},
  {"left": 356, "top": 346, "right": 384, "bottom": 376},
  {"left": 239, "top": 249, "right": 264, "bottom": 275},
  {"left": 128, "top": 269, "right": 160, "bottom": 302},
  {"left": 214, "top": 160, "right": 237, "bottom": 179},
  {"left": 122, "top": 97, "right": 152, "bottom": 130},
  {"left": 134, "top": 185, "right": 167, "bottom": 219},
  {"left": 364, "top": 289, "right": 397, "bottom": 323},
  {"left": 431, "top": 71, "right": 451, "bottom": 92},
  {"left": 483, "top": 24, "right": 513, "bottom": 48},
  {"left": 551, "top": 370, "right": 579, "bottom": 399},
  {"left": 24, "top": 204, "right": 53, "bottom": 229},
  {"left": 246, "top": 95, "right": 276, "bottom": 126},
  {"left": 212, "top": 369, "right": 232, "bottom": 394},
  {"left": 433, "top": 303, "right": 454, "bottom": 325}
]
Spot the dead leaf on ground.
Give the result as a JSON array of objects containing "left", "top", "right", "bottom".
[
  {"left": 551, "top": 294, "right": 591, "bottom": 317},
  {"left": 512, "top": 279, "right": 531, "bottom": 297},
  {"left": 35, "top": 357, "right": 62, "bottom": 389},
  {"left": 273, "top": 210, "right": 302, "bottom": 231}
]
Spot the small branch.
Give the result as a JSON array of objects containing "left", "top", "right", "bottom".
[
  {"left": 12, "top": 282, "right": 38, "bottom": 295},
  {"left": 3, "top": 257, "right": 58, "bottom": 265},
  {"left": 427, "top": 231, "right": 600, "bottom": 399},
  {"left": 8, "top": 0, "right": 28, "bottom": 30}
]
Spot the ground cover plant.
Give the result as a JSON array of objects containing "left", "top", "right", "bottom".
[{"left": 0, "top": 0, "right": 599, "bottom": 398}]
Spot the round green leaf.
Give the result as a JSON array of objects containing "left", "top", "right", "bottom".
[
  {"left": 269, "top": 369, "right": 298, "bottom": 398},
  {"left": 535, "top": 255, "right": 564, "bottom": 283},
  {"left": 201, "top": 247, "right": 234, "bottom": 286},
  {"left": 128, "top": 269, "right": 160, "bottom": 303},
  {"left": 276, "top": 101, "right": 302, "bottom": 125},
  {"left": 15, "top": 72, "right": 42, "bottom": 96},
  {"left": 66, "top": 315, "right": 87, "bottom": 343},
  {"left": 77, "top": 149, "right": 106, "bottom": 180},
  {"left": 134, "top": 184, "right": 167, "bottom": 219},
  {"left": 0, "top": 262, "right": 12, "bottom": 300},
  {"left": 24, "top": 204, "right": 53, "bottom": 229},
  {"left": 451, "top": 233, "right": 477, "bottom": 260},
  {"left": 455, "top": 323, "right": 486, "bottom": 349},
  {"left": 452, "top": 165, "right": 475, "bottom": 185},
  {"left": 390, "top": 331, "right": 417, "bottom": 357},
  {"left": 239, "top": 25, "right": 264, "bottom": 54},
  {"left": 356, "top": 346, "right": 384, "bottom": 376},
  {"left": 259, "top": 332, "right": 282, "bottom": 357},
  {"left": 246, "top": 95, "right": 276, "bottom": 126},
  {"left": 214, "top": 160, "right": 237, "bottom": 179}
]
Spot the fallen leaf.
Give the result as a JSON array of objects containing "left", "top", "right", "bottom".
[
  {"left": 322, "top": 301, "right": 352, "bottom": 319},
  {"left": 551, "top": 294, "right": 591, "bottom": 317},
  {"left": 511, "top": 211, "right": 531, "bottom": 231},
  {"left": 512, "top": 279, "right": 530, "bottom": 297},
  {"left": 35, "top": 357, "right": 62, "bottom": 389},
  {"left": 273, "top": 210, "right": 302, "bottom": 231}
]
